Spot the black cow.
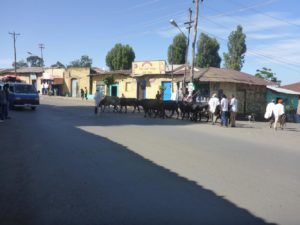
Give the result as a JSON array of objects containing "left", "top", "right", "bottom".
[
  {"left": 163, "top": 100, "right": 180, "bottom": 119},
  {"left": 139, "top": 99, "right": 164, "bottom": 118},
  {"left": 189, "top": 103, "right": 209, "bottom": 122},
  {"left": 209, "top": 104, "right": 221, "bottom": 123},
  {"left": 119, "top": 98, "right": 140, "bottom": 113},
  {"left": 178, "top": 101, "right": 193, "bottom": 120},
  {"left": 99, "top": 96, "right": 120, "bottom": 112}
]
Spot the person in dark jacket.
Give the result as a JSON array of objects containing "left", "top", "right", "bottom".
[{"left": 0, "top": 84, "right": 10, "bottom": 120}]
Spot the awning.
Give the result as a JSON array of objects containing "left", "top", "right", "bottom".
[{"left": 53, "top": 78, "right": 64, "bottom": 85}]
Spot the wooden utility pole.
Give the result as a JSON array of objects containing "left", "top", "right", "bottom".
[
  {"left": 183, "top": 8, "right": 193, "bottom": 93},
  {"left": 39, "top": 43, "right": 45, "bottom": 66},
  {"left": 9, "top": 32, "right": 20, "bottom": 75},
  {"left": 191, "top": 0, "right": 203, "bottom": 81}
]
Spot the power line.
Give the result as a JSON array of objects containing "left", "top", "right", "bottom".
[
  {"left": 202, "top": 11, "right": 299, "bottom": 72},
  {"left": 227, "top": 0, "right": 300, "bottom": 29},
  {"left": 200, "top": 29, "right": 300, "bottom": 74},
  {"left": 204, "top": 0, "right": 278, "bottom": 19}
]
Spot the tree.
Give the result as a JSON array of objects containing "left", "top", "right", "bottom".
[
  {"left": 12, "top": 60, "right": 28, "bottom": 69},
  {"left": 255, "top": 67, "right": 281, "bottom": 85},
  {"left": 196, "top": 33, "right": 221, "bottom": 68},
  {"left": 26, "top": 55, "right": 44, "bottom": 67},
  {"left": 51, "top": 61, "right": 65, "bottom": 68},
  {"left": 68, "top": 55, "right": 92, "bottom": 68},
  {"left": 168, "top": 34, "right": 187, "bottom": 64},
  {"left": 106, "top": 43, "right": 135, "bottom": 70},
  {"left": 223, "top": 25, "right": 247, "bottom": 71},
  {"left": 103, "top": 75, "right": 116, "bottom": 86}
]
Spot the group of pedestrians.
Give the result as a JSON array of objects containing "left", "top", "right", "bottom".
[
  {"left": 41, "top": 82, "right": 49, "bottom": 95},
  {"left": 0, "top": 84, "right": 11, "bottom": 122},
  {"left": 264, "top": 99, "right": 285, "bottom": 130},
  {"left": 208, "top": 93, "right": 238, "bottom": 127}
]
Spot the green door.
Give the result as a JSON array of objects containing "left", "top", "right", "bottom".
[{"left": 109, "top": 84, "right": 118, "bottom": 97}]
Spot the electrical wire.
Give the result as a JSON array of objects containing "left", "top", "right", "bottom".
[{"left": 227, "top": 0, "right": 300, "bottom": 29}]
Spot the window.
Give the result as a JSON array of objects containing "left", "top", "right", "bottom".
[{"left": 125, "top": 82, "right": 131, "bottom": 92}]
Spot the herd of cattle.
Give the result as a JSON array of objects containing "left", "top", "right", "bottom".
[{"left": 98, "top": 96, "right": 221, "bottom": 122}]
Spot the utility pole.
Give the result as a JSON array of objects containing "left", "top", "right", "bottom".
[
  {"left": 38, "top": 43, "right": 45, "bottom": 66},
  {"left": 191, "top": 0, "right": 203, "bottom": 81},
  {"left": 9, "top": 32, "right": 20, "bottom": 75},
  {"left": 183, "top": 8, "right": 193, "bottom": 93}
]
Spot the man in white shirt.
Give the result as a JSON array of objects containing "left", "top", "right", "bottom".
[
  {"left": 220, "top": 94, "right": 229, "bottom": 127},
  {"left": 230, "top": 95, "right": 238, "bottom": 127},
  {"left": 273, "top": 99, "right": 285, "bottom": 130},
  {"left": 208, "top": 93, "right": 220, "bottom": 125},
  {"left": 44, "top": 82, "right": 49, "bottom": 95},
  {"left": 94, "top": 89, "right": 103, "bottom": 115},
  {"left": 264, "top": 99, "right": 275, "bottom": 128}
]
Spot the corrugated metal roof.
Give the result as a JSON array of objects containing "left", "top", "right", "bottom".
[
  {"left": 175, "top": 67, "right": 274, "bottom": 86},
  {"left": 281, "top": 82, "right": 300, "bottom": 92},
  {"left": 0, "top": 67, "right": 44, "bottom": 74},
  {"left": 267, "top": 85, "right": 300, "bottom": 95}
]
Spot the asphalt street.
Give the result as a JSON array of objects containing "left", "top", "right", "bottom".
[{"left": 0, "top": 96, "right": 299, "bottom": 225}]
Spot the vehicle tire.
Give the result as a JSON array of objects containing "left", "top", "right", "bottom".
[{"left": 31, "top": 106, "right": 36, "bottom": 110}]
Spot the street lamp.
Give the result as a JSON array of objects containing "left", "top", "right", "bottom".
[{"left": 170, "top": 16, "right": 192, "bottom": 94}]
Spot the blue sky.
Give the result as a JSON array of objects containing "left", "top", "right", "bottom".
[{"left": 1, "top": 0, "right": 299, "bottom": 85}]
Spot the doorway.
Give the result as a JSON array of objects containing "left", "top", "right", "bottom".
[
  {"left": 71, "top": 79, "right": 78, "bottom": 97},
  {"left": 162, "top": 81, "right": 171, "bottom": 100},
  {"left": 110, "top": 84, "right": 118, "bottom": 97}
]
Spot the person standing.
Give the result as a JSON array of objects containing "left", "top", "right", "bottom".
[
  {"left": 0, "top": 84, "right": 10, "bottom": 120},
  {"left": 230, "top": 95, "right": 238, "bottom": 127},
  {"left": 44, "top": 82, "right": 49, "bottom": 95},
  {"left": 41, "top": 82, "right": 45, "bottom": 95},
  {"left": 220, "top": 94, "right": 229, "bottom": 127},
  {"left": 0, "top": 86, "right": 5, "bottom": 122},
  {"left": 80, "top": 88, "right": 84, "bottom": 100},
  {"left": 208, "top": 93, "right": 220, "bottom": 125},
  {"left": 273, "top": 98, "right": 285, "bottom": 130},
  {"left": 84, "top": 87, "right": 88, "bottom": 100},
  {"left": 156, "top": 90, "right": 161, "bottom": 100},
  {"left": 264, "top": 99, "right": 276, "bottom": 128},
  {"left": 94, "top": 89, "right": 103, "bottom": 115}
]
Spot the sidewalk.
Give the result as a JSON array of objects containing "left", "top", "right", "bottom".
[{"left": 40, "top": 95, "right": 94, "bottom": 105}]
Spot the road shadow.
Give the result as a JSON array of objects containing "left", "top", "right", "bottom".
[{"left": 0, "top": 104, "right": 278, "bottom": 225}]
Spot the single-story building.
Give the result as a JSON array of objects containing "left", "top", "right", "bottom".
[
  {"left": 42, "top": 68, "right": 65, "bottom": 95},
  {"left": 131, "top": 60, "right": 186, "bottom": 100},
  {"left": 63, "top": 67, "right": 92, "bottom": 97},
  {"left": 267, "top": 85, "right": 300, "bottom": 122},
  {"left": 178, "top": 67, "right": 274, "bottom": 118},
  {"left": 0, "top": 67, "right": 44, "bottom": 91},
  {"left": 90, "top": 69, "right": 135, "bottom": 98}
]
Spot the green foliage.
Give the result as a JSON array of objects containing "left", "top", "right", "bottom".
[
  {"left": 12, "top": 59, "right": 28, "bottom": 69},
  {"left": 255, "top": 67, "right": 281, "bottom": 85},
  {"left": 196, "top": 33, "right": 221, "bottom": 68},
  {"left": 103, "top": 75, "right": 116, "bottom": 87},
  {"left": 106, "top": 43, "right": 135, "bottom": 70},
  {"left": 26, "top": 55, "right": 44, "bottom": 67},
  {"left": 168, "top": 34, "right": 187, "bottom": 64},
  {"left": 223, "top": 25, "right": 247, "bottom": 71},
  {"left": 51, "top": 61, "right": 65, "bottom": 68},
  {"left": 68, "top": 55, "right": 92, "bottom": 68}
]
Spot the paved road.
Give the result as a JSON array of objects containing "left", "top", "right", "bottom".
[{"left": 0, "top": 96, "right": 299, "bottom": 225}]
